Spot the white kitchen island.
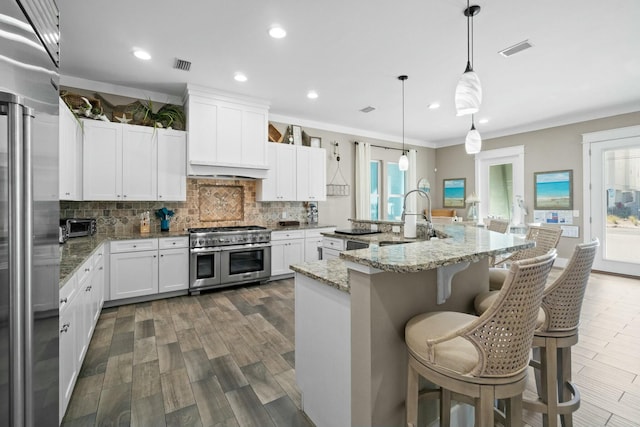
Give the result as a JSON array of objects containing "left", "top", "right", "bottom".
[{"left": 291, "top": 224, "right": 534, "bottom": 427}]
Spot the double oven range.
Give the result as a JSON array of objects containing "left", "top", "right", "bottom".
[{"left": 189, "top": 226, "right": 271, "bottom": 294}]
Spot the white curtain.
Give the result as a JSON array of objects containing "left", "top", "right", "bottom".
[
  {"left": 355, "top": 142, "right": 371, "bottom": 219},
  {"left": 405, "top": 149, "right": 418, "bottom": 214}
]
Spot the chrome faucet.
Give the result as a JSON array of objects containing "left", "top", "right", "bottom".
[{"left": 401, "top": 189, "right": 434, "bottom": 236}]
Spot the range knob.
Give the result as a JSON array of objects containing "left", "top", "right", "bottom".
[{"left": 197, "top": 238, "right": 205, "bottom": 246}]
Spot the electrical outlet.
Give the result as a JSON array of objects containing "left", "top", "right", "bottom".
[{"left": 282, "top": 212, "right": 287, "bottom": 219}]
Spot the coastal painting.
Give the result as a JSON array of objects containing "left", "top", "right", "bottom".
[
  {"left": 534, "top": 170, "right": 573, "bottom": 210},
  {"left": 443, "top": 178, "right": 466, "bottom": 208}
]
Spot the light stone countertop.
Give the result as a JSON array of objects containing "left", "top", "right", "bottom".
[
  {"left": 291, "top": 223, "right": 534, "bottom": 291},
  {"left": 340, "top": 223, "right": 533, "bottom": 273}
]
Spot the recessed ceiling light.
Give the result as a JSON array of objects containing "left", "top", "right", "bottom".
[
  {"left": 478, "top": 118, "right": 489, "bottom": 124},
  {"left": 428, "top": 102, "right": 440, "bottom": 110},
  {"left": 234, "top": 72, "right": 248, "bottom": 82},
  {"left": 268, "top": 25, "right": 286, "bottom": 39},
  {"left": 307, "top": 90, "right": 318, "bottom": 99},
  {"left": 133, "top": 49, "right": 151, "bottom": 60}
]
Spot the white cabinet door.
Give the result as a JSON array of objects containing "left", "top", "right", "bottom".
[
  {"left": 241, "top": 108, "right": 268, "bottom": 167},
  {"left": 110, "top": 251, "right": 159, "bottom": 300},
  {"left": 157, "top": 129, "right": 187, "bottom": 201},
  {"left": 59, "top": 98, "right": 82, "bottom": 200},
  {"left": 158, "top": 248, "right": 189, "bottom": 292},
  {"left": 297, "top": 146, "right": 326, "bottom": 201},
  {"left": 76, "top": 270, "right": 92, "bottom": 365},
  {"left": 217, "top": 103, "right": 243, "bottom": 165},
  {"left": 91, "top": 254, "right": 105, "bottom": 325},
  {"left": 258, "top": 143, "right": 296, "bottom": 201},
  {"left": 304, "top": 237, "right": 324, "bottom": 262},
  {"left": 59, "top": 304, "right": 76, "bottom": 423},
  {"left": 271, "top": 238, "right": 304, "bottom": 276},
  {"left": 188, "top": 97, "right": 218, "bottom": 162},
  {"left": 83, "top": 120, "right": 122, "bottom": 200},
  {"left": 122, "top": 125, "right": 157, "bottom": 200}
]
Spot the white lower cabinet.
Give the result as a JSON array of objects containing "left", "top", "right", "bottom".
[
  {"left": 109, "top": 237, "right": 188, "bottom": 301},
  {"left": 59, "top": 244, "right": 106, "bottom": 423},
  {"left": 304, "top": 227, "right": 335, "bottom": 262},
  {"left": 271, "top": 230, "right": 305, "bottom": 277}
]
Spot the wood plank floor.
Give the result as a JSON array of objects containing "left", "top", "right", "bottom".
[{"left": 61, "top": 271, "right": 640, "bottom": 427}]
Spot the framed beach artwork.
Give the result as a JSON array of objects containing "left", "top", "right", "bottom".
[
  {"left": 534, "top": 170, "right": 573, "bottom": 210},
  {"left": 443, "top": 178, "right": 466, "bottom": 208}
]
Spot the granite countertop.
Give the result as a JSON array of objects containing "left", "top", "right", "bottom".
[
  {"left": 322, "top": 231, "right": 421, "bottom": 244},
  {"left": 289, "top": 259, "right": 349, "bottom": 293},
  {"left": 59, "top": 230, "right": 189, "bottom": 288},
  {"left": 269, "top": 223, "right": 336, "bottom": 232},
  {"left": 340, "top": 223, "right": 534, "bottom": 273}
]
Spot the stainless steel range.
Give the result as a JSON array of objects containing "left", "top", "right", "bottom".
[{"left": 189, "top": 226, "right": 271, "bottom": 294}]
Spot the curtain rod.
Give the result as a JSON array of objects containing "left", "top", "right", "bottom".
[{"left": 354, "top": 141, "right": 407, "bottom": 152}]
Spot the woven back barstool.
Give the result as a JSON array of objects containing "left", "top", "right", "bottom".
[
  {"left": 489, "top": 225, "right": 562, "bottom": 290},
  {"left": 475, "top": 239, "right": 599, "bottom": 427},
  {"left": 486, "top": 219, "right": 510, "bottom": 234},
  {"left": 405, "top": 250, "right": 557, "bottom": 427}
]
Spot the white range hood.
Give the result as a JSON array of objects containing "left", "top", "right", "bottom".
[{"left": 188, "top": 161, "right": 269, "bottom": 180}]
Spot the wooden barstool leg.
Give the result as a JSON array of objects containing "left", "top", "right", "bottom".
[
  {"left": 560, "top": 347, "right": 574, "bottom": 427},
  {"left": 543, "top": 339, "right": 559, "bottom": 427},
  {"left": 477, "top": 386, "right": 495, "bottom": 427},
  {"left": 532, "top": 346, "right": 543, "bottom": 397},
  {"left": 440, "top": 388, "right": 451, "bottom": 427},
  {"left": 406, "top": 360, "right": 419, "bottom": 427},
  {"left": 506, "top": 394, "right": 523, "bottom": 427}
]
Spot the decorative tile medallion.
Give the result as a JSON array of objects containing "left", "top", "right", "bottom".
[{"left": 199, "top": 185, "right": 244, "bottom": 222}]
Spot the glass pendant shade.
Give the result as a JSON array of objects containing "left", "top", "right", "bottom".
[
  {"left": 398, "top": 153, "right": 409, "bottom": 171},
  {"left": 465, "top": 123, "right": 482, "bottom": 154},
  {"left": 455, "top": 63, "right": 482, "bottom": 116}
]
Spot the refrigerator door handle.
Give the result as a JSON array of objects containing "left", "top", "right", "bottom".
[
  {"left": 6, "top": 94, "right": 27, "bottom": 427},
  {"left": 4, "top": 94, "right": 35, "bottom": 427}
]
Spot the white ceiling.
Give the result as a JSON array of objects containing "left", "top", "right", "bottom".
[{"left": 58, "top": 0, "right": 640, "bottom": 148}]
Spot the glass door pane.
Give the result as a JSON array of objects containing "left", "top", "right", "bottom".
[
  {"left": 386, "top": 162, "right": 405, "bottom": 220},
  {"left": 603, "top": 147, "right": 640, "bottom": 264},
  {"left": 488, "top": 163, "right": 513, "bottom": 220},
  {"left": 370, "top": 161, "right": 380, "bottom": 220}
]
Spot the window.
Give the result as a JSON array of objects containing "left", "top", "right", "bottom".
[{"left": 370, "top": 159, "right": 406, "bottom": 220}]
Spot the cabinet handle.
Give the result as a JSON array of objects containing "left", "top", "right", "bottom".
[
  {"left": 133, "top": 245, "right": 137, "bottom": 248},
  {"left": 159, "top": 195, "right": 163, "bottom": 198},
  {"left": 85, "top": 268, "right": 90, "bottom": 272},
  {"left": 60, "top": 323, "right": 70, "bottom": 333},
  {"left": 99, "top": 266, "right": 103, "bottom": 270},
  {"left": 117, "top": 195, "right": 121, "bottom": 198},
  {"left": 153, "top": 255, "right": 157, "bottom": 258},
  {"left": 172, "top": 242, "right": 176, "bottom": 245},
  {"left": 123, "top": 195, "right": 127, "bottom": 198},
  {"left": 86, "top": 286, "right": 91, "bottom": 291},
  {"left": 160, "top": 254, "right": 164, "bottom": 257},
  {"left": 60, "top": 297, "right": 67, "bottom": 304}
]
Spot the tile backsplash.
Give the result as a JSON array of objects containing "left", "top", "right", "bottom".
[{"left": 60, "top": 178, "right": 309, "bottom": 235}]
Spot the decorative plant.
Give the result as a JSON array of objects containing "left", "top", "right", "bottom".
[{"left": 131, "top": 100, "right": 186, "bottom": 130}]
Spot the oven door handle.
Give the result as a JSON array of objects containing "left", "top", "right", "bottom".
[
  {"left": 219, "top": 243, "right": 271, "bottom": 251},
  {"left": 190, "top": 247, "right": 222, "bottom": 254}
]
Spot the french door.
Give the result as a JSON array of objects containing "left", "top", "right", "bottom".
[{"left": 584, "top": 125, "right": 640, "bottom": 276}]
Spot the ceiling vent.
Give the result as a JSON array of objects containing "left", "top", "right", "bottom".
[
  {"left": 360, "top": 106, "right": 376, "bottom": 113},
  {"left": 499, "top": 40, "right": 533, "bottom": 57},
  {"left": 174, "top": 58, "right": 192, "bottom": 71}
]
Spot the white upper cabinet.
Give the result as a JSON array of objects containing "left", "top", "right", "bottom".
[
  {"left": 185, "top": 85, "right": 269, "bottom": 178},
  {"left": 122, "top": 125, "right": 157, "bottom": 201},
  {"left": 82, "top": 120, "right": 185, "bottom": 201},
  {"left": 296, "top": 145, "right": 327, "bottom": 201},
  {"left": 82, "top": 120, "right": 122, "bottom": 200},
  {"left": 157, "top": 129, "right": 186, "bottom": 201},
  {"left": 257, "top": 143, "right": 296, "bottom": 201},
  {"left": 258, "top": 143, "right": 327, "bottom": 201},
  {"left": 59, "top": 98, "right": 82, "bottom": 200}
]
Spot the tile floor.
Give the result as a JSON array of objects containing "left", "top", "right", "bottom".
[{"left": 61, "top": 271, "right": 640, "bottom": 427}]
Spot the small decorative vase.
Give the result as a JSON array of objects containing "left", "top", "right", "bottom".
[{"left": 160, "top": 219, "right": 170, "bottom": 232}]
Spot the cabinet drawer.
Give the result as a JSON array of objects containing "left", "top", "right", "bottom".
[
  {"left": 110, "top": 238, "right": 158, "bottom": 253},
  {"left": 76, "top": 257, "right": 93, "bottom": 285},
  {"left": 304, "top": 227, "right": 335, "bottom": 239},
  {"left": 92, "top": 243, "right": 106, "bottom": 267},
  {"left": 322, "top": 237, "right": 345, "bottom": 251},
  {"left": 158, "top": 236, "right": 189, "bottom": 249},
  {"left": 271, "top": 230, "right": 305, "bottom": 241},
  {"left": 59, "top": 274, "right": 78, "bottom": 312}
]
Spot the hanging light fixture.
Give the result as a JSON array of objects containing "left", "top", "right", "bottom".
[
  {"left": 465, "top": 115, "right": 482, "bottom": 154},
  {"left": 398, "top": 75, "right": 409, "bottom": 171},
  {"left": 455, "top": 1, "right": 482, "bottom": 116}
]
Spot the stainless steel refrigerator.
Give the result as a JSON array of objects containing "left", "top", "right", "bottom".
[{"left": 1, "top": 0, "right": 60, "bottom": 425}]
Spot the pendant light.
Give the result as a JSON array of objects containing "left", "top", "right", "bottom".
[
  {"left": 398, "top": 75, "right": 409, "bottom": 171},
  {"left": 455, "top": 1, "right": 481, "bottom": 116},
  {"left": 465, "top": 115, "right": 482, "bottom": 154}
]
